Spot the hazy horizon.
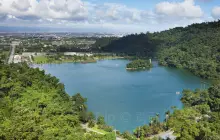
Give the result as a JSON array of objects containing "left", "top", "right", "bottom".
[{"left": 0, "top": 0, "right": 220, "bottom": 33}]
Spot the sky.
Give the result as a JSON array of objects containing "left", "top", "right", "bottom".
[{"left": 0, "top": 0, "right": 220, "bottom": 33}]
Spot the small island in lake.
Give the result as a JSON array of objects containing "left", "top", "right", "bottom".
[{"left": 126, "top": 59, "right": 152, "bottom": 70}]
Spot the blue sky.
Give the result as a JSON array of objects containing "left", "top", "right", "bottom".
[{"left": 0, "top": 0, "right": 220, "bottom": 33}]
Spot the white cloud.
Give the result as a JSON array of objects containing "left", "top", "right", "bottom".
[
  {"left": 0, "top": 0, "right": 88, "bottom": 21},
  {"left": 155, "top": 0, "right": 203, "bottom": 18},
  {"left": 92, "top": 3, "right": 146, "bottom": 23},
  {"left": 88, "top": 2, "right": 158, "bottom": 25},
  {"left": 0, "top": 0, "right": 208, "bottom": 33},
  {"left": 212, "top": 6, "right": 220, "bottom": 19},
  {"left": 11, "top": 0, "right": 31, "bottom": 11}
]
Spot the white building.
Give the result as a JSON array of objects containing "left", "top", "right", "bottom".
[
  {"left": 22, "top": 52, "right": 47, "bottom": 57},
  {"left": 64, "top": 52, "right": 93, "bottom": 57},
  {"left": 13, "top": 55, "right": 22, "bottom": 63}
]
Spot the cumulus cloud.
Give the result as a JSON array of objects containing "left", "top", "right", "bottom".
[
  {"left": 155, "top": 0, "right": 203, "bottom": 18},
  {"left": 0, "top": 0, "right": 208, "bottom": 32},
  {"left": 212, "top": 6, "right": 220, "bottom": 19},
  {"left": 93, "top": 3, "right": 144, "bottom": 23},
  {"left": 11, "top": 0, "right": 31, "bottom": 11},
  {"left": 0, "top": 0, "right": 88, "bottom": 21},
  {"left": 0, "top": 0, "right": 156, "bottom": 25},
  {"left": 88, "top": 2, "right": 157, "bottom": 25}
]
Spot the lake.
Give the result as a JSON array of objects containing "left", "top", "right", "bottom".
[{"left": 34, "top": 60, "right": 208, "bottom": 132}]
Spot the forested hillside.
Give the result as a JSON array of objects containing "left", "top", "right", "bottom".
[
  {"left": 1, "top": 20, "right": 220, "bottom": 140},
  {"left": 0, "top": 63, "right": 115, "bottom": 140},
  {"left": 156, "top": 22, "right": 220, "bottom": 79},
  {"left": 167, "top": 84, "right": 220, "bottom": 140},
  {"left": 129, "top": 83, "right": 220, "bottom": 140},
  {"left": 93, "top": 20, "right": 220, "bottom": 79},
  {"left": 93, "top": 34, "right": 158, "bottom": 56}
]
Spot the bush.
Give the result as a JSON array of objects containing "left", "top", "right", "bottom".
[
  {"left": 98, "top": 125, "right": 113, "bottom": 132},
  {"left": 97, "top": 116, "right": 105, "bottom": 125},
  {"left": 88, "top": 120, "right": 95, "bottom": 128}
]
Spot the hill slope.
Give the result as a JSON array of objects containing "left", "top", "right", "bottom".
[
  {"left": 0, "top": 63, "right": 115, "bottom": 140},
  {"left": 93, "top": 20, "right": 220, "bottom": 79}
]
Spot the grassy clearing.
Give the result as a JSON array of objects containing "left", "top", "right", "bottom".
[
  {"left": 91, "top": 125, "right": 108, "bottom": 135},
  {"left": 33, "top": 56, "right": 48, "bottom": 64},
  {"left": 2, "top": 51, "right": 9, "bottom": 56},
  {"left": 32, "top": 55, "right": 125, "bottom": 64},
  {"left": 33, "top": 55, "right": 97, "bottom": 64}
]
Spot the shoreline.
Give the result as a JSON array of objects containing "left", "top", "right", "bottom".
[
  {"left": 32, "top": 56, "right": 125, "bottom": 65},
  {"left": 29, "top": 58, "right": 212, "bottom": 134},
  {"left": 126, "top": 67, "right": 149, "bottom": 70}
]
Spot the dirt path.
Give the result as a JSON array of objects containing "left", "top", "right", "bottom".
[{"left": 81, "top": 124, "right": 125, "bottom": 140}]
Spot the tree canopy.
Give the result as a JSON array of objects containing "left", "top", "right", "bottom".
[
  {"left": 0, "top": 63, "right": 115, "bottom": 140},
  {"left": 92, "top": 20, "right": 220, "bottom": 79},
  {"left": 126, "top": 59, "right": 152, "bottom": 70}
]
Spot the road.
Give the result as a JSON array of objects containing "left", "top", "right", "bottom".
[
  {"left": 81, "top": 123, "right": 174, "bottom": 140},
  {"left": 81, "top": 124, "right": 124, "bottom": 140},
  {"left": 150, "top": 130, "right": 176, "bottom": 140},
  {"left": 8, "top": 41, "right": 19, "bottom": 64},
  {"left": 81, "top": 124, "right": 105, "bottom": 135}
]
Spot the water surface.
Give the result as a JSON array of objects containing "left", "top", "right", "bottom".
[{"left": 34, "top": 60, "right": 208, "bottom": 132}]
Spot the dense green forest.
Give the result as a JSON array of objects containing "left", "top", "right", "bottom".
[
  {"left": 1, "top": 63, "right": 219, "bottom": 140},
  {"left": 93, "top": 20, "right": 220, "bottom": 79},
  {"left": 0, "top": 63, "right": 116, "bottom": 140},
  {"left": 92, "top": 21, "right": 220, "bottom": 139},
  {"left": 168, "top": 84, "right": 220, "bottom": 139},
  {"left": 1, "top": 20, "right": 220, "bottom": 140},
  {"left": 127, "top": 83, "right": 220, "bottom": 140},
  {"left": 156, "top": 22, "right": 220, "bottom": 79},
  {"left": 92, "top": 34, "right": 157, "bottom": 56},
  {"left": 126, "top": 59, "right": 152, "bottom": 70}
]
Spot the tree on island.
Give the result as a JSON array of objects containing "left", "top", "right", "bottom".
[{"left": 126, "top": 59, "right": 152, "bottom": 70}]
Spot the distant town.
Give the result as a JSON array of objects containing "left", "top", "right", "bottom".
[
  {"left": 0, "top": 32, "right": 127, "bottom": 38},
  {"left": 0, "top": 32, "right": 124, "bottom": 64}
]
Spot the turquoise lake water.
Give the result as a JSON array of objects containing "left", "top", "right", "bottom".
[{"left": 34, "top": 60, "right": 208, "bottom": 132}]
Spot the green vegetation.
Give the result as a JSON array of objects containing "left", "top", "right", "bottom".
[
  {"left": 0, "top": 51, "right": 9, "bottom": 64},
  {"left": 126, "top": 59, "right": 152, "bottom": 70},
  {"left": 92, "top": 34, "right": 156, "bottom": 56},
  {"left": 33, "top": 55, "right": 97, "bottom": 64},
  {"left": 92, "top": 21, "right": 220, "bottom": 139},
  {"left": 97, "top": 116, "right": 106, "bottom": 125},
  {"left": 16, "top": 37, "right": 96, "bottom": 53},
  {"left": 93, "top": 20, "right": 220, "bottom": 79},
  {"left": 1, "top": 20, "right": 220, "bottom": 140},
  {"left": 0, "top": 63, "right": 115, "bottom": 140},
  {"left": 33, "top": 56, "right": 48, "bottom": 63},
  {"left": 33, "top": 54, "right": 124, "bottom": 64},
  {"left": 156, "top": 22, "right": 220, "bottom": 79},
  {"left": 133, "top": 114, "right": 164, "bottom": 138},
  {"left": 125, "top": 84, "right": 220, "bottom": 140},
  {"left": 91, "top": 125, "right": 109, "bottom": 135},
  {"left": 167, "top": 85, "right": 220, "bottom": 140},
  {"left": 0, "top": 38, "right": 10, "bottom": 63},
  {"left": 93, "top": 54, "right": 124, "bottom": 60},
  {"left": 92, "top": 37, "right": 118, "bottom": 51}
]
